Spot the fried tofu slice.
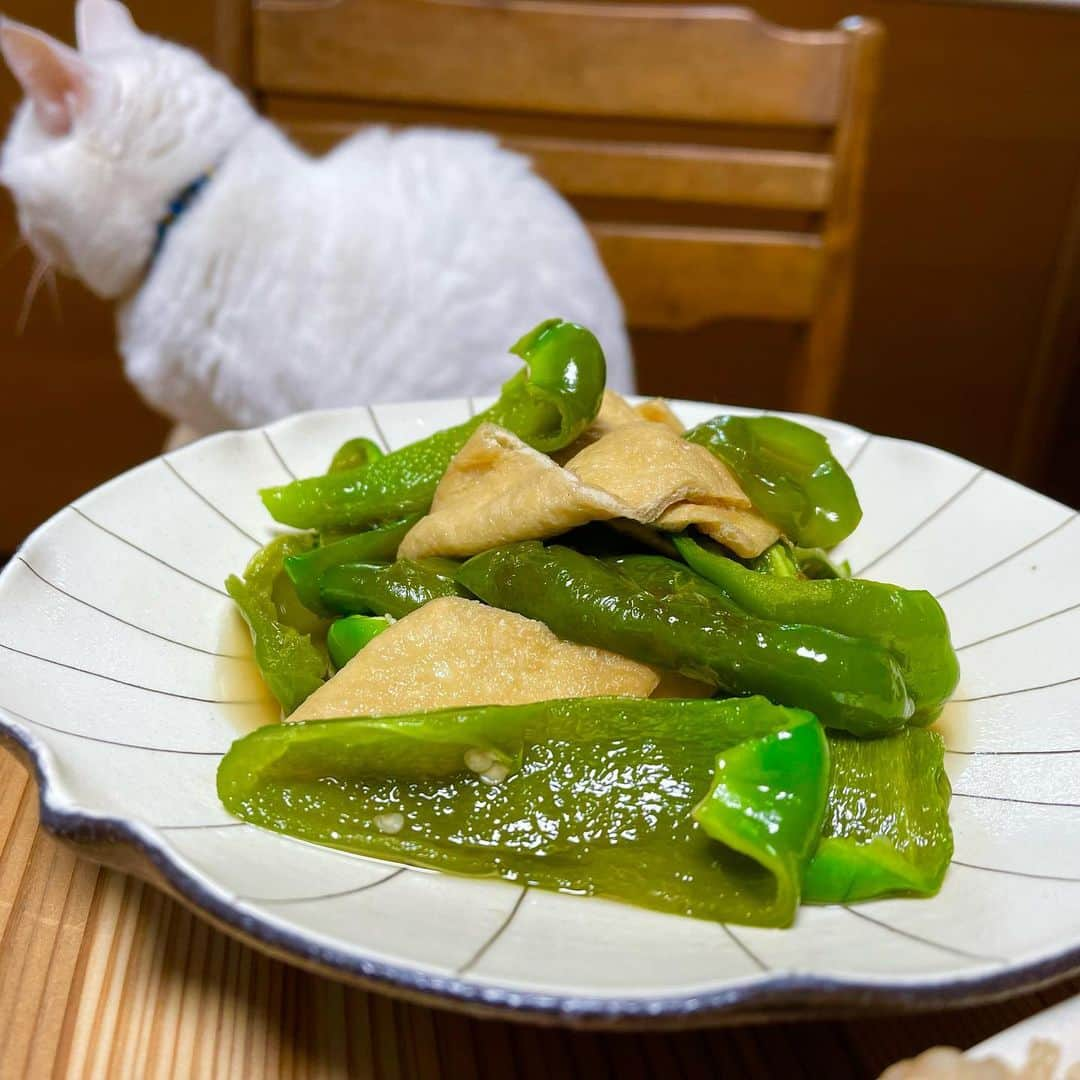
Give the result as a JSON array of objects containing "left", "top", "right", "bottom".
[
  {"left": 553, "top": 389, "right": 644, "bottom": 462},
  {"left": 400, "top": 420, "right": 779, "bottom": 560},
  {"left": 657, "top": 502, "right": 781, "bottom": 554},
  {"left": 565, "top": 422, "right": 750, "bottom": 517},
  {"left": 558, "top": 393, "right": 778, "bottom": 555},
  {"left": 399, "top": 425, "right": 625, "bottom": 560},
  {"left": 287, "top": 596, "right": 658, "bottom": 722},
  {"left": 634, "top": 398, "right": 685, "bottom": 433}
]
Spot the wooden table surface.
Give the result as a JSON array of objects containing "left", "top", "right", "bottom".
[{"left": 2, "top": 748, "right": 1077, "bottom": 1080}]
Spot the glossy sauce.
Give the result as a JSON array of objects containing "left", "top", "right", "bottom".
[
  {"left": 932, "top": 692, "right": 971, "bottom": 753},
  {"left": 215, "top": 610, "right": 282, "bottom": 734}
]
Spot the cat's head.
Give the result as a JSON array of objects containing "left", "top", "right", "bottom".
[{"left": 0, "top": 0, "right": 251, "bottom": 298}]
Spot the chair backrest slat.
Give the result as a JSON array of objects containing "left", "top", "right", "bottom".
[
  {"left": 256, "top": 0, "right": 851, "bottom": 127},
  {"left": 255, "top": 0, "right": 882, "bottom": 414},
  {"left": 511, "top": 140, "right": 835, "bottom": 211},
  {"left": 274, "top": 118, "right": 834, "bottom": 212},
  {"left": 593, "top": 225, "right": 822, "bottom": 327}
]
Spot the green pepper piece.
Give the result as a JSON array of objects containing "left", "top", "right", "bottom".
[
  {"left": 327, "top": 615, "right": 390, "bottom": 669},
  {"left": 485, "top": 318, "right": 607, "bottom": 453},
  {"left": 604, "top": 553, "right": 743, "bottom": 614},
  {"left": 685, "top": 415, "right": 862, "bottom": 548},
  {"left": 328, "top": 436, "right": 384, "bottom": 474},
  {"left": 458, "top": 543, "right": 913, "bottom": 736},
  {"left": 319, "top": 558, "right": 468, "bottom": 619},
  {"left": 693, "top": 708, "right": 829, "bottom": 918},
  {"left": 225, "top": 535, "right": 328, "bottom": 716},
  {"left": 674, "top": 535, "right": 959, "bottom": 723},
  {"left": 744, "top": 540, "right": 850, "bottom": 581},
  {"left": 787, "top": 545, "right": 851, "bottom": 580},
  {"left": 284, "top": 516, "right": 420, "bottom": 616},
  {"left": 217, "top": 696, "right": 828, "bottom": 928},
  {"left": 749, "top": 543, "right": 801, "bottom": 578},
  {"left": 259, "top": 320, "right": 606, "bottom": 531},
  {"left": 269, "top": 567, "right": 326, "bottom": 638},
  {"left": 804, "top": 727, "right": 952, "bottom": 903}
]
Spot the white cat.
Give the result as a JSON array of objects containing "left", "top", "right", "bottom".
[{"left": 0, "top": 0, "right": 633, "bottom": 435}]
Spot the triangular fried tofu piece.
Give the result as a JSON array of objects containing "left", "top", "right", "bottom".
[
  {"left": 402, "top": 418, "right": 780, "bottom": 560},
  {"left": 400, "top": 424, "right": 625, "bottom": 560},
  {"left": 288, "top": 596, "right": 658, "bottom": 722}
]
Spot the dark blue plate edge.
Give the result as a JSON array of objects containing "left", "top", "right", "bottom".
[{"left": 3, "top": 719, "right": 1078, "bottom": 1030}]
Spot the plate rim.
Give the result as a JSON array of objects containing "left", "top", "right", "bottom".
[{"left": 2, "top": 402, "right": 1078, "bottom": 1027}]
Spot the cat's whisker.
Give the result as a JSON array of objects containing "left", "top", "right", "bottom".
[
  {"left": 43, "top": 266, "right": 62, "bottom": 324},
  {"left": 16, "top": 258, "right": 50, "bottom": 335}
]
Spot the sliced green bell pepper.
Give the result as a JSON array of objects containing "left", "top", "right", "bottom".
[
  {"left": 218, "top": 696, "right": 828, "bottom": 928},
  {"left": 457, "top": 543, "right": 914, "bottom": 736},
  {"left": 805, "top": 727, "right": 952, "bottom": 902},
  {"left": 604, "top": 553, "right": 742, "bottom": 614},
  {"left": 327, "top": 615, "right": 391, "bottom": 669},
  {"left": 485, "top": 318, "right": 607, "bottom": 453},
  {"left": 685, "top": 415, "right": 862, "bottom": 549},
  {"left": 225, "top": 535, "right": 328, "bottom": 716},
  {"left": 674, "top": 535, "right": 959, "bottom": 723},
  {"left": 328, "top": 436, "right": 384, "bottom": 475},
  {"left": 319, "top": 558, "right": 468, "bottom": 620},
  {"left": 259, "top": 320, "right": 606, "bottom": 531},
  {"left": 749, "top": 542, "right": 801, "bottom": 578},
  {"left": 787, "top": 545, "right": 851, "bottom": 580},
  {"left": 747, "top": 540, "right": 850, "bottom": 581},
  {"left": 283, "top": 516, "right": 420, "bottom": 615}
]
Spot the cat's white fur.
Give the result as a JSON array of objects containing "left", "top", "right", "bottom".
[{"left": 0, "top": 0, "right": 633, "bottom": 432}]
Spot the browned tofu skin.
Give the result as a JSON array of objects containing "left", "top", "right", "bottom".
[
  {"left": 287, "top": 596, "right": 659, "bottom": 722},
  {"left": 400, "top": 416, "right": 780, "bottom": 561},
  {"left": 634, "top": 397, "right": 686, "bottom": 433}
]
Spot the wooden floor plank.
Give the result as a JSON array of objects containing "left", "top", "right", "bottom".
[{"left": 0, "top": 771, "right": 99, "bottom": 1080}]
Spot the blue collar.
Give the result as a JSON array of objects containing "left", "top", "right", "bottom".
[{"left": 152, "top": 171, "right": 213, "bottom": 260}]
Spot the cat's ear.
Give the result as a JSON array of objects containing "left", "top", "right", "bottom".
[
  {"left": 0, "top": 19, "right": 95, "bottom": 137},
  {"left": 76, "top": 0, "right": 139, "bottom": 55}
]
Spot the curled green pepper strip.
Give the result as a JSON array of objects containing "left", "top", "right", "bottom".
[
  {"left": 674, "top": 535, "right": 960, "bottom": 724},
  {"left": 805, "top": 727, "right": 952, "bottom": 903},
  {"left": 484, "top": 318, "right": 607, "bottom": 453},
  {"left": 259, "top": 320, "right": 606, "bottom": 531},
  {"left": 319, "top": 558, "right": 468, "bottom": 620},
  {"left": 225, "top": 535, "right": 328, "bottom": 716},
  {"left": 284, "top": 516, "right": 420, "bottom": 615},
  {"left": 685, "top": 415, "right": 862, "bottom": 549},
  {"left": 693, "top": 708, "right": 829, "bottom": 920},
  {"left": 217, "top": 696, "right": 828, "bottom": 928},
  {"left": 328, "top": 436, "right": 384, "bottom": 475},
  {"left": 327, "top": 615, "right": 391, "bottom": 669},
  {"left": 458, "top": 543, "right": 914, "bottom": 736}
]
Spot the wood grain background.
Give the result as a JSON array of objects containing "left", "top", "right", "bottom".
[{"left": 2, "top": 748, "right": 1078, "bottom": 1080}]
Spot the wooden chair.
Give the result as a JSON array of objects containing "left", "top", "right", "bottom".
[{"left": 250, "top": 0, "right": 883, "bottom": 417}]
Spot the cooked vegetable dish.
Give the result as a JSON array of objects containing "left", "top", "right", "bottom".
[{"left": 218, "top": 320, "right": 959, "bottom": 928}]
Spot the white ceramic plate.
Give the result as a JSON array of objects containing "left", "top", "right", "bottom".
[{"left": 1, "top": 398, "right": 1078, "bottom": 1028}]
